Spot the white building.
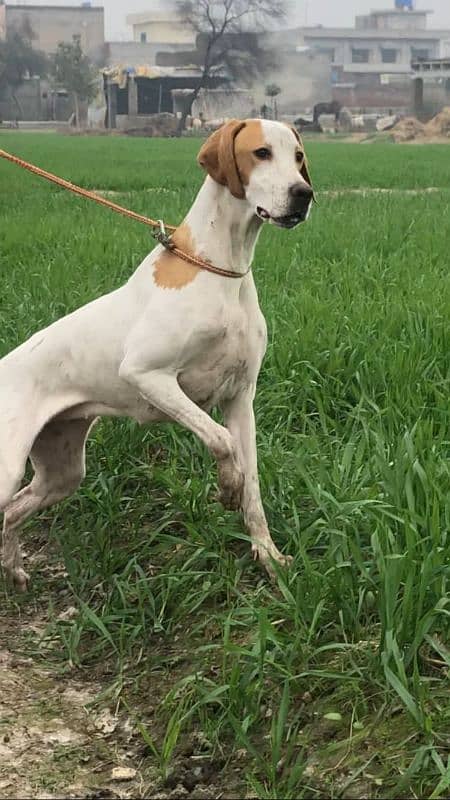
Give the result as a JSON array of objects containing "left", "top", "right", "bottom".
[
  {"left": 126, "top": 9, "right": 195, "bottom": 47},
  {"left": 0, "top": 1, "right": 105, "bottom": 59},
  {"left": 302, "top": 7, "right": 450, "bottom": 109}
]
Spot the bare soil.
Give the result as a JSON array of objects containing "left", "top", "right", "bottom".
[
  {"left": 0, "top": 543, "right": 243, "bottom": 800},
  {"left": 0, "top": 600, "right": 146, "bottom": 799}
]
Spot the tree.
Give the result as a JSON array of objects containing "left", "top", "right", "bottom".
[
  {"left": 52, "top": 36, "right": 97, "bottom": 128},
  {"left": 265, "top": 82, "right": 281, "bottom": 119},
  {"left": 0, "top": 25, "right": 48, "bottom": 118},
  {"left": 176, "top": 0, "right": 286, "bottom": 133}
]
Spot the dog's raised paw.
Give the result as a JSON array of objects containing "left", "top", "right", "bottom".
[
  {"left": 217, "top": 468, "right": 244, "bottom": 511},
  {"left": 218, "top": 484, "right": 242, "bottom": 511},
  {"left": 12, "top": 567, "right": 30, "bottom": 594}
]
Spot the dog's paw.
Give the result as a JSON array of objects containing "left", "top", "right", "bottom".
[
  {"left": 218, "top": 482, "right": 243, "bottom": 511},
  {"left": 252, "top": 540, "right": 293, "bottom": 580},
  {"left": 9, "top": 567, "right": 30, "bottom": 593},
  {"left": 217, "top": 460, "right": 244, "bottom": 511}
]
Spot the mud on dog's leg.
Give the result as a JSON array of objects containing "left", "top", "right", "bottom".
[{"left": 2, "top": 487, "right": 36, "bottom": 592}]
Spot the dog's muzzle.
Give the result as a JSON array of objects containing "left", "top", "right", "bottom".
[{"left": 257, "top": 183, "right": 313, "bottom": 229}]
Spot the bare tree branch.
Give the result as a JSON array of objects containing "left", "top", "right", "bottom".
[{"left": 175, "top": 0, "right": 286, "bottom": 133}]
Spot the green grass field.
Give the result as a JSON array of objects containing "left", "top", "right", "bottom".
[{"left": 1, "top": 132, "right": 450, "bottom": 799}]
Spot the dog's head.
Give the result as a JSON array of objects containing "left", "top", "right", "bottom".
[{"left": 198, "top": 118, "right": 314, "bottom": 229}]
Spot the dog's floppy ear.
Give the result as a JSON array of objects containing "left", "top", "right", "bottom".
[
  {"left": 198, "top": 119, "right": 246, "bottom": 200},
  {"left": 286, "top": 124, "right": 315, "bottom": 196}
]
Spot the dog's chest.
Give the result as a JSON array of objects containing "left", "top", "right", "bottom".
[{"left": 178, "top": 319, "right": 250, "bottom": 409}]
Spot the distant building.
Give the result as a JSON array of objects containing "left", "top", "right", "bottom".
[
  {"left": 0, "top": 2, "right": 105, "bottom": 60},
  {"left": 412, "top": 56, "right": 450, "bottom": 115},
  {"left": 105, "top": 10, "right": 200, "bottom": 80},
  {"left": 102, "top": 64, "right": 243, "bottom": 132},
  {"left": 302, "top": 7, "right": 450, "bottom": 109},
  {"left": 126, "top": 10, "right": 195, "bottom": 48},
  {"left": 107, "top": 2, "right": 450, "bottom": 119},
  {"left": 105, "top": 10, "right": 257, "bottom": 127},
  {"left": 0, "top": 2, "right": 105, "bottom": 122}
]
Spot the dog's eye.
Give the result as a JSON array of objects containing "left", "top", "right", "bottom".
[
  {"left": 254, "top": 147, "right": 272, "bottom": 160},
  {"left": 296, "top": 151, "right": 305, "bottom": 166}
]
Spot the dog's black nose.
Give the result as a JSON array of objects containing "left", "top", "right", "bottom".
[{"left": 289, "top": 182, "right": 314, "bottom": 201}]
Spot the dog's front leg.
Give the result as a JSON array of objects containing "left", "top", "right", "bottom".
[
  {"left": 119, "top": 365, "right": 244, "bottom": 509},
  {"left": 223, "top": 388, "right": 291, "bottom": 577}
]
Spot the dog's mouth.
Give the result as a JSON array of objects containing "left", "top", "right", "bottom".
[{"left": 256, "top": 207, "right": 305, "bottom": 229}]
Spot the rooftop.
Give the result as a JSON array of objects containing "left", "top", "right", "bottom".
[
  {"left": 103, "top": 63, "right": 227, "bottom": 84},
  {"left": 303, "top": 26, "right": 448, "bottom": 40},
  {"left": 126, "top": 11, "right": 181, "bottom": 25},
  {"left": 340, "top": 62, "right": 414, "bottom": 74},
  {"left": 4, "top": 3, "right": 103, "bottom": 11},
  {"left": 368, "top": 8, "right": 432, "bottom": 14}
]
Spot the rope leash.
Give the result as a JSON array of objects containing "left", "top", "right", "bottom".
[{"left": 0, "top": 148, "right": 248, "bottom": 280}]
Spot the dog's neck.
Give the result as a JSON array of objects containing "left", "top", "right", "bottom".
[{"left": 183, "top": 177, "right": 263, "bottom": 276}]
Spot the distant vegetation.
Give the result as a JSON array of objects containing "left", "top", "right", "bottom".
[
  {"left": 0, "top": 22, "right": 47, "bottom": 117},
  {"left": 52, "top": 36, "right": 97, "bottom": 128}
]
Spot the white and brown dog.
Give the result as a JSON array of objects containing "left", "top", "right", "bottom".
[{"left": 0, "top": 119, "right": 314, "bottom": 591}]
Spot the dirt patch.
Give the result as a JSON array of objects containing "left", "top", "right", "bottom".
[
  {"left": 0, "top": 553, "right": 150, "bottom": 800},
  {"left": 92, "top": 189, "right": 176, "bottom": 198},
  {"left": 0, "top": 634, "right": 145, "bottom": 799},
  {"left": 424, "top": 106, "right": 450, "bottom": 138},
  {"left": 391, "top": 116, "right": 426, "bottom": 143},
  {"left": 391, "top": 107, "right": 450, "bottom": 143},
  {"left": 322, "top": 186, "right": 446, "bottom": 198},
  {"left": 126, "top": 113, "right": 178, "bottom": 138},
  {"left": 0, "top": 548, "right": 243, "bottom": 800}
]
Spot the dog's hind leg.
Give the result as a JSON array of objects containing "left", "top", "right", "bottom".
[
  {"left": 2, "top": 485, "right": 38, "bottom": 592},
  {"left": 0, "top": 441, "right": 29, "bottom": 512},
  {"left": 0, "top": 397, "right": 39, "bottom": 512},
  {"left": 1, "top": 416, "right": 97, "bottom": 592}
]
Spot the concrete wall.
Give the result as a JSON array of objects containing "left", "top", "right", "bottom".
[
  {"left": 0, "top": 4, "right": 5, "bottom": 40},
  {"left": 333, "top": 76, "right": 412, "bottom": 110},
  {"left": 420, "top": 77, "right": 450, "bottom": 114},
  {"left": 375, "top": 12, "right": 428, "bottom": 32},
  {"left": 4, "top": 5, "right": 105, "bottom": 59},
  {"left": 0, "top": 77, "right": 43, "bottom": 121},
  {"left": 0, "top": 78, "right": 75, "bottom": 122},
  {"left": 106, "top": 41, "right": 188, "bottom": 68},
  {"left": 356, "top": 11, "right": 428, "bottom": 31},
  {"left": 441, "top": 39, "right": 450, "bottom": 57},
  {"left": 304, "top": 34, "right": 441, "bottom": 67},
  {"left": 131, "top": 20, "right": 195, "bottom": 46},
  {"left": 191, "top": 89, "right": 255, "bottom": 120},
  {"left": 336, "top": 74, "right": 450, "bottom": 115}
]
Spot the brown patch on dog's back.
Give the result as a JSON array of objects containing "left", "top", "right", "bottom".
[
  {"left": 153, "top": 223, "right": 200, "bottom": 290},
  {"left": 234, "top": 120, "right": 266, "bottom": 187}
]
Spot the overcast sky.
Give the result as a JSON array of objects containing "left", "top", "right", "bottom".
[{"left": 8, "top": 0, "right": 450, "bottom": 39}]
